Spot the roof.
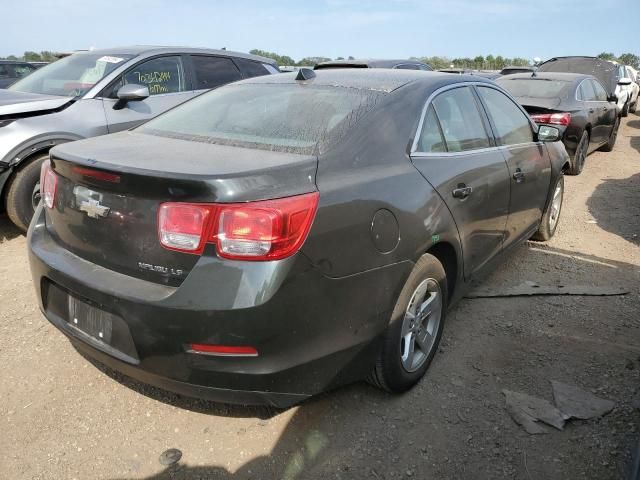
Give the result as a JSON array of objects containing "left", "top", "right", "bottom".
[
  {"left": 498, "top": 72, "right": 592, "bottom": 82},
  {"left": 541, "top": 56, "right": 619, "bottom": 67},
  {"left": 69, "top": 46, "right": 277, "bottom": 65},
  {"left": 315, "top": 58, "right": 427, "bottom": 69},
  {"left": 241, "top": 68, "right": 490, "bottom": 93}
]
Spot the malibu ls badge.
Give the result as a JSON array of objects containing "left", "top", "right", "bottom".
[{"left": 73, "top": 185, "right": 110, "bottom": 219}]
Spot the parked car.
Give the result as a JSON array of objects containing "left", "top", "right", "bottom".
[
  {"left": 500, "top": 66, "right": 534, "bottom": 76},
  {"left": 29, "top": 69, "right": 568, "bottom": 407},
  {"left": 498, "top": 72, "right": 619, "bottom": 175},
  {"left": 0, "top": 46, "right": 279, "bottom": 231},
  {"left": 624, "top": 65, "right": 639, "bottom": 113},
  {"left": 0, "top": 60, "right": 38, "bottom": 88},
  {"left": 537, "top": 56, "right": 633, "bottom": 116},
  {"left": 315, "top": 59, "right": 432, "bottom": 70}
]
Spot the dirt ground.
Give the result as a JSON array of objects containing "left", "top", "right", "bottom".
[{"left": 0, "top": 116, "right": 639, "bottom": 480}]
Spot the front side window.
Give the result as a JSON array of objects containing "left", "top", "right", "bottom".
[
  {"left": 477, "top": 86, "right": 533, "bottom": 145},
  {"left": 591, "top": 80, "right": 608, "bottom": 101},
  {"left": 139, "top": 83, "right": 383, "bottom": 155},
  {"left": 432, "top": 87, "right": 490, "bottom": 152},
  {"left": 123, "top": 56, "right": 185, "bottom": 95},
  {"left": 416, "top": 106, "right": 446, "bottom": 152},
  {"left": 9, "top": 53, "right": 133, "bottom": 97},
  {"left": 192, "top": 56, "right": 242, "bottom": 89},
  {"left": 234, "top": 58, "right": 272, "bottom": 78}
]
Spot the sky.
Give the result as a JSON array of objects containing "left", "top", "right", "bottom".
[{"left": 2, "top": 0, "right": 639, "bottom": 61}]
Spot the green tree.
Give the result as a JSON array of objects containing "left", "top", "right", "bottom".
[
  {"left": 597, "top": 52, "right": 617, "bottom": 61},
  {"left": 618, "top": 53, "right": 640, "bottom": 69},
  {"left": 249, "top": 49, "right": 295, "bottom": 66},
  {"left": 485, "top": 54, "right": 495, "bottom": 70},
  {"left": 473, "top": 55, "right": 485, "bottom": 69},
  {"left": 494, "top": 56, "right": 506, "bottom": 69},
  {"left": 297, "top": 57, "right": 331, "bottom": 66},
  {"left": 23, "top": 51, "right": 42, "bottom": 61}
]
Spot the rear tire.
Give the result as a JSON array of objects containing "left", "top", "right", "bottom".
[
  {"left": 567, "top": 130, "right": 588, "bottom": 175},
  {"left": 600, "top": 116, "right": 620, "bottom": 152},
  {"left": 531, "top": 174, "right": 564, "bottom": 242},
  {"left": 369, "top": 254, "right": 447, "bottom": 393},
  {"left": 4, "top": 153, "right": 48, "bottom": 232}
]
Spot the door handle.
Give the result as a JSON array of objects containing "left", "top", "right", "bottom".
[
  {"left": 513, "top": 168, "right": 525, "bottom": 183},
  {"left": 452, "top": 184, "right": 473, "bottom": 199}
]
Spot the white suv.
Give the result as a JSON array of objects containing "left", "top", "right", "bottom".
[{"left": 624, "top": 66, "right": 639, "bottom": 113}]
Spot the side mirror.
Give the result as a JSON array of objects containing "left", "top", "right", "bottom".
[
  {"left": 607, "top": 93, "right": 618, "bottom": 103},
  {"left": 538, "top": 125, "right": 560, "bottom": 142},
  {"left": 113, "top": 84, "right": 150, "bottom": 110},
  {"left": 618, "top": 77, "right": 632, "bottom": 86}
]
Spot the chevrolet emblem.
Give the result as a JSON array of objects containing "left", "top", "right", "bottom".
[{"left": 79, "top": 198, "right": 110, "bottom": 219}]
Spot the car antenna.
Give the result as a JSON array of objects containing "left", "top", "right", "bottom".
[{"left": 296, "top": 68, "right": 316, "bottom": 81}]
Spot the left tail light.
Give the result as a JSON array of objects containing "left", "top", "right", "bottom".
[
  {"left": 530, "top": 112, "right": 571, "bottom": 126},
  {"left": 158, "top": 192, "right": 319, "bottom": 261},
  {"left": 39, "top": 159, "right": 58, "bottom": 209}
]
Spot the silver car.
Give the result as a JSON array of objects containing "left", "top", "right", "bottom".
[{"left": 0, "top": 46, "right": 279, "bottom": 230}]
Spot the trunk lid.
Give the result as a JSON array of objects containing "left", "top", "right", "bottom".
[{"left": 47, "top": 131, "right": 318, "bottom": 286}]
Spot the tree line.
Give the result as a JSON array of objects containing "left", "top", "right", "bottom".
[{"left": 2, "top": 49, "right": 639, "bottom": 71}]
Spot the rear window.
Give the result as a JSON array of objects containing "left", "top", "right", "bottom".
[
  {"left": 498, "top": 78, "right": 572, "bottom": 98},
  {"left": 139, "top": 83, "right": 383, "bottom": 155}
]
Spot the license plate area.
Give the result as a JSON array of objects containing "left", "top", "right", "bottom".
[{"left": 68, "top": 295, "right": 114, "bottom": 344}]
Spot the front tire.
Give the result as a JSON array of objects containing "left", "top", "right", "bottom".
[
  {"left": 567, "top": 130, "right": 588, "bottom": 175},
  {"left": 4, "top": 153, "right": 48, "bottom": 232},
  {"left": 621, "top": 99, "right": 630, "bottom": 117},
  {"left": 531, "top": 174, "right": 564, "bottom": 242},
  {"left": 369, "top": 254, "right": 447, "bottom": 393}
]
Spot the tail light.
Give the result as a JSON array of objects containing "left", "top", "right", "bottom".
[
  {"left": 158, "top": 192, "right": 319, "bottom": 261},
  {"left": 39, "top": 159, "right": 58, "bottom": 209},
  {"left": 530, "top": 112, "right": 571, "bottom": 126}
]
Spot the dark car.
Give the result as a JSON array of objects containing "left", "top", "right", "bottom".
[
  {"left": 537, "top": 56, "right": 633, "bottom": 116},
  {"left": 498, "top": 72, "right": 619, "bottom": 175},
  {"left": 314, "top": 59, "right": 432, "bottom": 70},
  {"left": 29, "top": 70, "right": 568, "bottom": 407},
  {"left": 500, "top": 66, "right": 534, "bottom": 76},
  {"left": 0, "top": 61, "right": 37, "bottom": 88}
]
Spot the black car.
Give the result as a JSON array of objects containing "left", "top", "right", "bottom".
[
  {"left": 315, "top": 59, "right": 432, "bottom": 70},
  {"left": 498, "top": 72, "right": 619, "bottom": 175},
  {"left": 537, "top": 56, "right": 632, "bottom": 116},
  {"left": 0, "top": 61, "right": 37, "bottom": 88},
  {"left": 29, "top": 70, "right": 569, "bottom": 407}
]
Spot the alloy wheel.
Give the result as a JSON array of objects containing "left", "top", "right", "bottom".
[{"left": 400, "top": 278, "right": 442, "bottom": 372}]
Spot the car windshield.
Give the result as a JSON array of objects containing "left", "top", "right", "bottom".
[
  {"left": 9, "top": 52, "right": 133, "bottom": 97},
  {"left": 498, "top": 78, "right": 572, "bottom": 99},
  {"left": 139, "top": 83, "right": 383, "bottom": 155}
]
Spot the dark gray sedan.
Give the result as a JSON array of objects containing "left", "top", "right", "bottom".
[{"left": 28, "top": 70, "right": 569, "bottom": 407}]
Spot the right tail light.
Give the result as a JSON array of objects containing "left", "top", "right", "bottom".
[{"left": 40, "top": 159, "right": 58, "bottom": 209}]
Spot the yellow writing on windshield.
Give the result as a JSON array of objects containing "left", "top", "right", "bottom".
[{"left": 134, "top": 71, "right": 172, "bottom": 84}]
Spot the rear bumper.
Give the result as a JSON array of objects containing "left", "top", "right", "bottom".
[{"left": 28, "top": 206, "right": 411, "bottom": 407}]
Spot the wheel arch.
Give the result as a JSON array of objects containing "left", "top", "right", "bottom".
[{"left": 426, "top": 241, "right": 459, "bottom": 306}]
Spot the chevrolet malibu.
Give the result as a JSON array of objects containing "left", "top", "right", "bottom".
[{"left": 28, "top": 70, "right": 569, "bottom": 407}]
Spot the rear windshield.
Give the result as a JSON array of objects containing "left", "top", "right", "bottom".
[
  {"left": 498, "top": 78, "right": 572, "bottom": 99},
  {"left": 139, "top": 83, "right": 383, "bottom": 155},
  {"left": 9, "top": 53, "right": 133, "bottom": 97}
]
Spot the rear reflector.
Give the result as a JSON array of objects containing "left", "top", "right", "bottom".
[
  {"left": 158, "top": 192, "right": 319, "bottom": 260},
  {"left": 187, "top": 344, "right": 258, "bottom": 357},
  {"left": 530, "top": 112, "right": 571, "bottom": 126},
  {"left": 40, "top": 159, "right": 57, "bottom": 209}
]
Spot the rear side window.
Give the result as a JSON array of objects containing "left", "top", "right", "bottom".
[
  {"left": 477, "top": 86, "right": 533, "bottom": 146},
  {"left": 125, "top": 56, "right": 186, "bottom": 95},
  {"left": 394, "top": 64, "right": 420, "bottom": 70},
  {"left": 432, "top": 87, "right": 490, "bottom": 152},
  {"left": 416, "top": 106, "right": 446, "bottom": 152},
  {"left": 578, "top": 80, "right": 597, "bottom": 101},
  {"left": 13, "top": 64, "right": 35, "bottom": 77},
  {"left": 191, "top": 55, "right": 242, "bottom": 89},
  {"left": 234, "top": 58, "right": 272, "bottom": 78},
  {"left": 591, "top": 80, "right": 608, "bottom": 101},
  {"left": 0, "top": 64, "right": 9, "bottom": 78}
]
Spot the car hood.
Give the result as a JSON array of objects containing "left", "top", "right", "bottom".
[{"left": 0, "top": 89, "right": 74, "bottom": 116}]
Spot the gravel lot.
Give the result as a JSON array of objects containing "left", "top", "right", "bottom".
[{"left": 0, "top": 116, "right": 639, "bottom": 480}]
